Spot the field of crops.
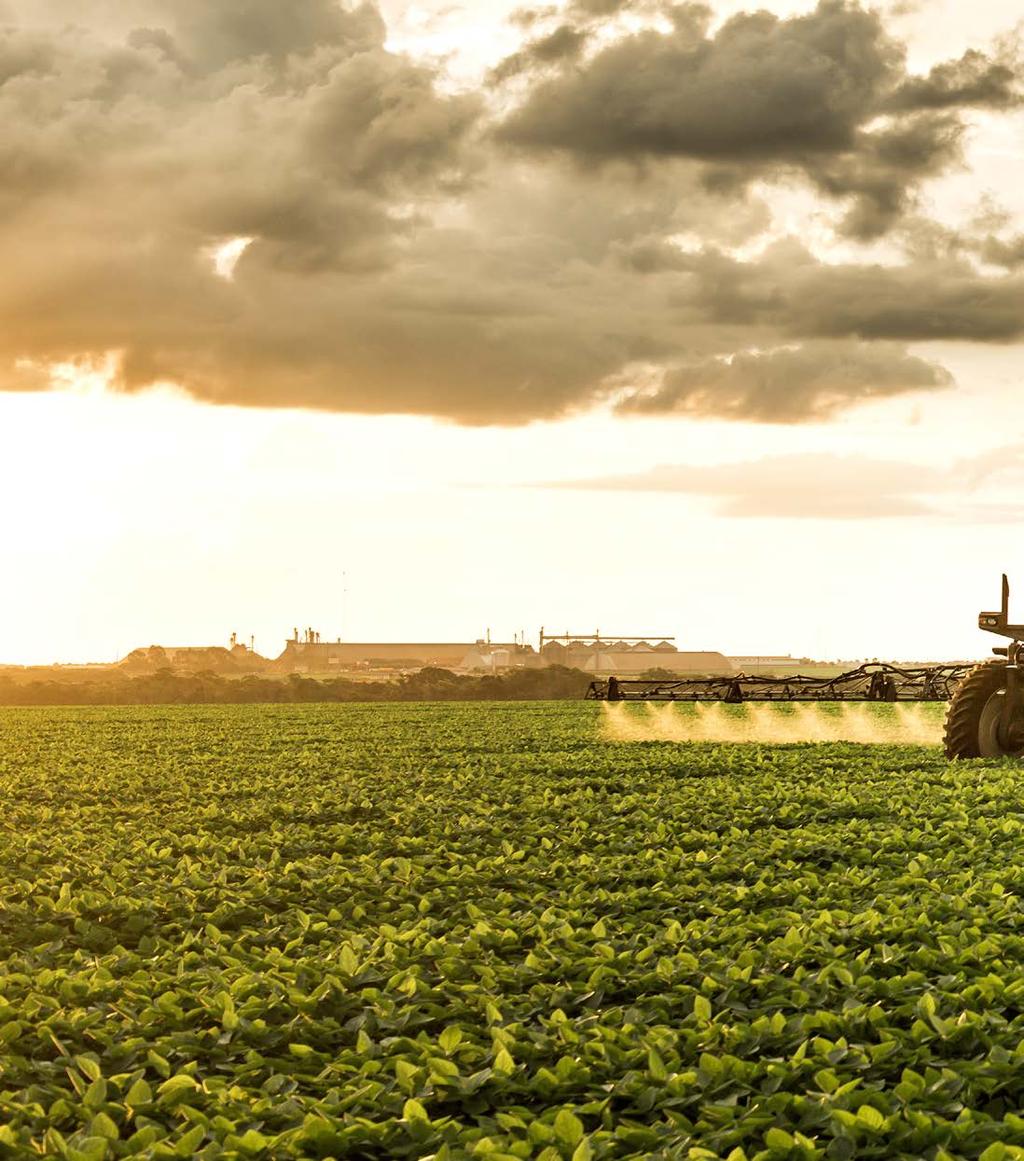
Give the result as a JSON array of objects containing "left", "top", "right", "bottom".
[{"left": 3, "top": 702, "right": 1024, "bottom": 1160}]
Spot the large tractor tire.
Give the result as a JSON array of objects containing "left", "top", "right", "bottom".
[{"left": 944, "top": 660, "right": 1024, "bottom": 759}]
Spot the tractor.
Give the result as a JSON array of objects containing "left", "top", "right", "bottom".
[
  {"left": 588, "top": 575, "right": 1024, "bottom": 760},
  {"left": 944, "top": 575, "right": 1024, "bottom": 759}
]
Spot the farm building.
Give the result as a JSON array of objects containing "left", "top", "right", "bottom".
[
  {"left": 536, "top": 633, "right": 734, "bottom": 675},
  {"left": 274, "top": 637, "right": 533, "bottom": 674},
  {"left": 120, "top": 629, "right": 734, "bottom": 678},
  {"left": 275, "top": 630, "right": 733, "bottom": 676},
  {"left": 119, "top": 642, "right": 266, "bottom": 675}
]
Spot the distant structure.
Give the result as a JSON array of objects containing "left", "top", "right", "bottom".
[
  {"left": 119, "top": 635, "right": 265, "bottom": 676},
  {"left": 117, "top": 627, "right": 734, "bottom": 678},
  {"left": 728, "top": 655, "right": 800, "bottom": 670},
  {"left": 537, "top": 631, "right": 733, "bottom": 676},
  {"left": 275, "top": 636, "right": 533, "bottom": 674}
]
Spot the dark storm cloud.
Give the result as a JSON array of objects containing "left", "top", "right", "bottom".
[
  {"left": 980, "top": 234, "right": 1024, "bottom": 269},
  {"left": 167, "top": 0, "right": 386, "bottom": 69},
  {"left": 501, "top": 3, "right": 897, "bottom": 160},
  {"left": 497, "top": 0, "right": 1021, "bottom": 236},
  {"left": 666, "top": 242, "right": 1024, "bottom": 342},
  {"left": 0, "top": 0, "right": 1021, "bottom": 425},
  {"left": 615, "top": 342, "right": 952, "bottom": 422},
  {"left": 789, "top": 264, "right": 1024, "bottom": 341},
  {"left": 490, "top": 24, "right": 589, "bottom": 82},
  {"left": 566, "top": 0, "right": 634, "bottom": 17},
  {"left": 886, "top": 49, "right": 1022, "bottom": 112}
]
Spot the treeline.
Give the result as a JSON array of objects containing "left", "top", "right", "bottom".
[{"left": 0, "top": 665, "right": 594, "bottom": 706}]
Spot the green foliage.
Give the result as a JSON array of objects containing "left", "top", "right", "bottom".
[
  {"left": 1, "top": 703, "right": 1024, "bottom": 1158},
  {"left": 0, "top": 665, "right": 592, "bottom": 706}
]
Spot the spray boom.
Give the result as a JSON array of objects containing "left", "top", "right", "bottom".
[
  {"left": 589, "top": 575, "right": 1024, "bottom": 763},
  {"left": 588, "top": 663, "right": 968, "bottom": 704}
]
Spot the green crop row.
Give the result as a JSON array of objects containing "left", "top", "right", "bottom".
[{"left": 1, "top": 703, "right": 1023, "bottom": 1160}]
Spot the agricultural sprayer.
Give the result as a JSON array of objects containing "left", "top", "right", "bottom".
[{"left": 587, "top": 576, "right": 1024, "bottom": 759}]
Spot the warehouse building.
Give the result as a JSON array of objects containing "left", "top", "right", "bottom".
[
  {"left": 537, "top": 633, "right": 734, "bottom": 676},
  {"left": 274, "top": 631, "right": 533, "bottom": 674},
  {"left": 122, "top": 628, "right": 734, "bottom": 678}
]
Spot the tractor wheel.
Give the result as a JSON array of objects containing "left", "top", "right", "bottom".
[{"left": 943, "top": 660, "right": 1024, "bottom": 759}]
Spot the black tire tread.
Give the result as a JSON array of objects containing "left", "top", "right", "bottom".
[{"left": 944, "top": 659, "right": 1006, "bottom": 759}]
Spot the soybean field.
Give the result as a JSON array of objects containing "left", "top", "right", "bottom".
[{"left": 2, "top": 703, "right": 1024, "bottom": 1160}]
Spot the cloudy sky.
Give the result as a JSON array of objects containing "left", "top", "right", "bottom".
[{"left": 2, "top": 0, "right": 1023, "bottom": 664}]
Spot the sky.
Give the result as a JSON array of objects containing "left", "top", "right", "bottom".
[{"left": 2, "top": 0, "right": 1024, "bottom": 664}]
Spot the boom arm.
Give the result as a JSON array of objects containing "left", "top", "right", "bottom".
[
  {"left": 586, "top": 576, "right": 1011, "bottom": 709},
  {"left": 587, "top": 663, "right": 970, "bottom": 703}
]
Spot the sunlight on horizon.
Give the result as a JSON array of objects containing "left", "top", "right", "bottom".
[
  {"left": 1, "top": 0, "right": 1023, "bottom": 668},
  {"left": 2, "top": 360, "right": 1023, "bottom": 668}
]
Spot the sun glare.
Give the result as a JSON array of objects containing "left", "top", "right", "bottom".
[
  {"left": 209, "top": 236, "right": 254, "bottom": 281},
  {"left": 48, "top": 352, "right": 122, "bottom": 395}
]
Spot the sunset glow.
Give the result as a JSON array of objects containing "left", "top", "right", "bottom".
[{"left": 1, "top": 0, "right": 1022, "bottom": 668}]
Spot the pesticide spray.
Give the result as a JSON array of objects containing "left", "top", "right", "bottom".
[{"left": 601, "top": 701, "right": 943, "bottom": 745}]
